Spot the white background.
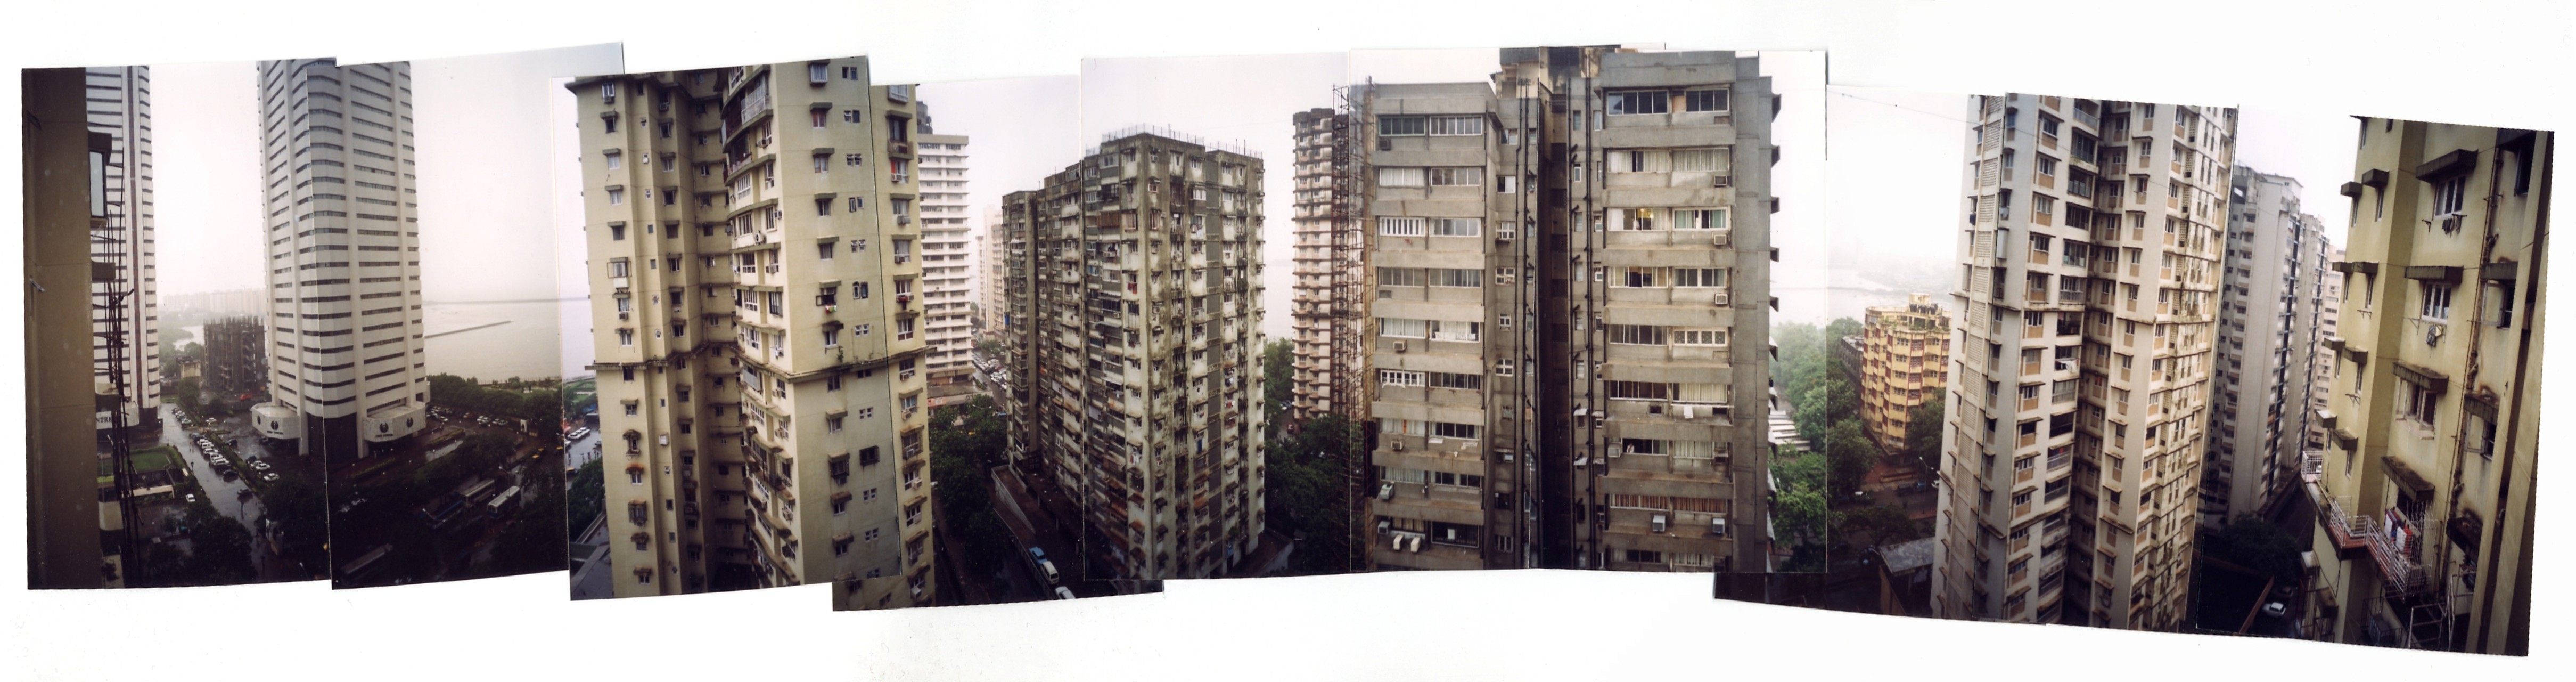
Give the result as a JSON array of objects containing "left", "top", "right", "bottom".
[{"left": 5, "top": 1, "right": 2569, "bottom": 680}]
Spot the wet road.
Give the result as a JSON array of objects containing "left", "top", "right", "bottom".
[
  {"left": 565, "top": 429, "right": 600, "bottom": 473},
  {"left": 161, "top": 410, "right": 292, "bottom": 580}
]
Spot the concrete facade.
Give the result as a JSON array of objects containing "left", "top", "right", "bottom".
[
  {"left": 2301, "top": 120, "right": 2545, "bottom": 655},
  {"left": 2200, "top": 166, "right": 2326, "bottom": 530},
  {"left": 23, "top": 68, "right": 112, "bottom": 588},
  {"left": 253, "top": 59, "right": 429, "bottom": 464},
  {"left": 998, "top": 129, "right": 1268, "bottom": 581},
  {"left": 569, "top": 59, "right": 934, "bottom": 607},
  {"left": 1359, "top": 48, "right": 1773, "bottom": 573},
  {"left": 1933, "top": 95, "right": 2236, "bottom": 630}
]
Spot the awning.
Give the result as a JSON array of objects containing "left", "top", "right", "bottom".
[
  {"left": 2391, "top": 360, "right": 2450, "bottom": 393},
  {"left": 2448, "top": 508, "right": 2483, "bottom": 553},
  {"left": 2380, "top": 454, "right": 2435, "bottom": 495},
  {"left": 2413, "top": 149, "right": 2477, "bottom": 183}
]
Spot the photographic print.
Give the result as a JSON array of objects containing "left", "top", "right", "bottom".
[{"left": 1775, "top": 87, "right": 2545, "bottom": 655}]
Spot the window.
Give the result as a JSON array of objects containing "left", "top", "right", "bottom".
[
  {"left": 1377, "top": 116, "right": 1426, "bottom": 136},
  {"left": 1606, "top": 324, "right": 1667, "bottom": 345},
  {"left": 1433, "top": 422, "right": 1480, "bottom": 440},
  {"left": 1670, "top": 148, "right": 1728, "bottom": 172},
  {"left": 1671, "top": 328, "right": 1729, "bottom": 346},
  {"left": 1605, "top": 90, "right": 1669, "bottom": 115},
  {"left": 1673, "top": 208, "right": 1726, "bottom": 230},
  {"left": 1426, "top": 116, "right": 1483, "bottom": 135},
  {"left": 1376, "top": 267, "right": 1425, "bottom": 287},
  {"left": 1426, "top": 268, "right": 1480, "bottom": 287},
  {"left": 1377, "top": 318, "right": 1426, "bottom": 338},
  {"left": 1378, "top": 216, "right": 1426, "bottom": 237},
  {"left": 1426, "top": 371, "right": 1482, "bottom": 391},
  {"left": 808, "top": 63, "right": 828, "bottom": 83},
  {"left": 2401, "top": 378, "right": 2439, "bottom": 425},
  {"left": 606, "top": 189, "right": 624, "bottom": 205},
  {"left": 2421, "top": 282, "right": 2453, "bottom": 320},
  {"left": 2433, "top": 176, "right": 2468, "bottom": 216},
  {"left": 1430, "top": 218, "right": 1481, "bottom": 236},
  {"left": 610, "top": 224, "right": 627, "bottom": 240},
  {"left": 2037, "top": 155, "right": 2057, "bottom": 176},
  {"left": 604, "top": 151, "right": 622, "bottom": 169},
  {"left": 1377, "top": 167, "right": 1425, "bottom": 188},
  {"left": 1683, "top": 88, "right": 1728, "bottom": 112},
  {"left": 1379, "top": 370, "right": 1424, "bottom": 387},
  {"left": 1674, "top": 267, "right": 1727, "bottom": 287},
  {"left": 1426, "top": 167, "right": 1482, "bottom": 186}
]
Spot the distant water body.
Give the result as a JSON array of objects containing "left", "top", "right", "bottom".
[{"left": 422, "top": 299, "right": 581, "bottom": 383}]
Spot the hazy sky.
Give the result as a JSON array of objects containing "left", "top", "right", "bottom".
[
  {"left": 149, "top": 45, "right": 620, "bottom": 302},
  {"left": 1080, "top": 52, "right": 1350, "bottom": 342},
  {"left": 151, "top": 61, "right": 266, "bottom": 298},
  {"left": 1822, "top": 88, "right": 2362, "bottom": 324}
]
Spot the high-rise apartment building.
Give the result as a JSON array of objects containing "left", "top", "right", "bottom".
[
  {"left": 2300, "top": 121, "right": 2546, "bottom": 654},
  {"left": 569, "top": 58, "right": 936, "bottom": 607},
  {"left": 2200, "top": 167, "right": 2325, "bottom": 529},
  {"left": 251, "top": 59, "right": 429, "bottom": 463},
  {"left": 1858, "top": 294, "right": 1951, "bottom": 452},
  {"left": 2308, "top": 241, "right": 2343, "bottom": 452},
  {"left": 1359, "top": 47, "right": 1772, "bottom": 573},
  {"left": 1285, "top": 107, "right": 1358, "bottom": 425},
  {"left": 87, "top": 66, "right": 159, "bottom": 435},
  {"left": 918, "top": 132, "right": 979, "bottom": 408},
  {"left": 998, "top": 128, "right": 1268, "bottom": 581},
  {"left": 1933, "top": 95, "right": 2236, "bottom": 630}
]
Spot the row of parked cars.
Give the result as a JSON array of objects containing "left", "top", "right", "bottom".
[{"left": 194, "top": 434, "right": 275, "bottom": 482}]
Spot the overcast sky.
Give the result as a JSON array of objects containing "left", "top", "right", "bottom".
[
  {"left": 150, "top": 45, "right": 619, "bottom": 302},
  {"left": 1821, "top": 87, "right": 2360, "bottom": 324}
]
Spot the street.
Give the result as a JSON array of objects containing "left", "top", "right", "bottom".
[{"left": 161, "top": 408, "right": 305, "bottom": 582}]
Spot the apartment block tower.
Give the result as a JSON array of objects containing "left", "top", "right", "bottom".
[
  {"left": 87, "top": 66, "right": 160, "bottom": 436},
  {"left": 1285, "top": 107, "right": 1358, "bottom": 425},
  {"left": 1359, "top": 47, "right": 1772, "bottom": 573},
  {"left": 2200, "top": 167, "right": 2326, "bottom": 530},
  {"left": 998, "top": 128, "right": 1268, "bottom": 581},
  {"left": 917, "top": 132, "right": 979, "bottom": 407},
  {"left": 1858, "top": 294, "right": 1951, "bottom": 452},
  {"left": 2308, "top": 240, "right": 2343, "bottom": 452},
  {"left": 251, "top": 59, "right": 429, "bottom": 463},
  {"left": 569, "top": 58, "right": 935, "bottom": 607},
  {"left": 2300, "top": 121, "right": 2546, "bottom": 655},
  {"left": 1932, "top": 95, "right": 2236, "bottom": 630}
]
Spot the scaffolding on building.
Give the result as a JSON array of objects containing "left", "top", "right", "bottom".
[{"left": 1332, "top": 82, "right": 1373, "bottom": 572}]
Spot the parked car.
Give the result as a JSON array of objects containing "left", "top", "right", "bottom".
[
  {"left": 262, "top": 473, "right": 280, "bottom": 482},
  {"left": 1054, "top": 587, "right": 1076, "bottom": 600}
]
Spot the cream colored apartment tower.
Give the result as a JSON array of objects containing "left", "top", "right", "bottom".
[
  {"left": 1933, "top": 95, "right": 2236, "bottom": 630},
  {"left": 2307, "top": 241, "right": 2343, "bottom": 453},
  {"left": 1859, "top": 295, "right": 1951, "bottom": 452},
  {"left": 2301, "top": 121, "right": 2544, "bottom": 655},
  {"left": 999, "top": 129, "right": 1268, "bottom": 581},
  {"left": 571, "top": 58, "right": 935, "bottom": 607},
  {"left": 1286, "top": 108, "right": 1354, "bottom": 424},
  {"left": 253, "top": 59, "right": 429, "bottom": 462},
  {"left": 917, "top": 132, "right": 978, "bottom": 407}
]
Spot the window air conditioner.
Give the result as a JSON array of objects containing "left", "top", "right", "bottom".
[
  {"left": 1390, "top": 440, "right": 1404, "bottom": 451},
  {"left": 1651, "top": 514, "right": 1669, "bottom": 533},
  {"left": 1407, "top": 535, "right": 1423, "bottom": 553},
  {"left": 1378, "top": 139, "right": 1393, "bottom": 151},
  {"left": 1393, "top": 340, "right": 1408, "bottom": 353},
  {"left": 1378, "top": 482, "right": 1395, "bottom": 500},
  {"left": 1710, "top": 517, "right": 1727, "bottom": 537},
  {"left": 1713, "top": 293, "right": 1730, "bottom": 306},
  {"left": 1391, "top": 535, "right": 1405, "bottom": 551},
  {"left": 1713, "top": 175, "right": 1732, "bottom": 188}
]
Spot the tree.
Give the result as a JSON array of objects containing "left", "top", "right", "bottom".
[
  {"left": 1261, "top": 340, "right": 1292, "bottom": 436},
  {"left": 567, "top": 458, "right": 604, "bottom": 541},
  {"left": 1902, "top": 396, "right": 1945, "bottom": 465},
  {"left": 2203, "top": 514, "right": 2303, "bottom": 584},
  {"left": 1831, "top": 503, "right": 1924, "bottom": 550},
  {"left": 1263, "top": 412, "right": 1353, "bottom": 575},
  {"left": 1823, "top": 418, "right": 1881, "bottom": 500},
  {"left": 262, "top": 475, "right": 328, "bottom": 570}
]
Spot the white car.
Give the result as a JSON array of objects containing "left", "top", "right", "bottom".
[
  {"left": 1054, "top": 587, "right": 1076, "bottom": 600},
  {"left": 251, "top": 461, "right": 272, "bottom": 472},
  {"left": 262, "top": 473, "right": 280, "bottom": 482},
  {"left": 184, "top": 493, "right": 198, "bottom": 504}
]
